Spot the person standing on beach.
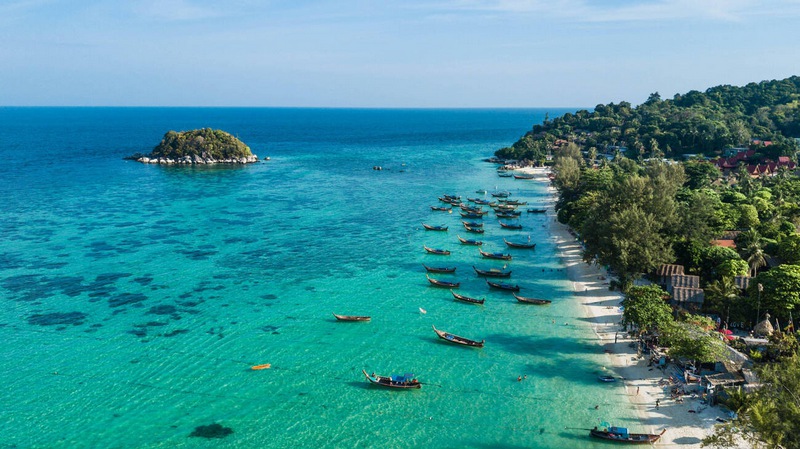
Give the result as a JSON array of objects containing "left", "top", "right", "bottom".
[
  {"left": 655, "top": 399, "right": 660, "bottom": 409},
  {"left": 636, "top": 387, "right": 639, "bottom": 395}
]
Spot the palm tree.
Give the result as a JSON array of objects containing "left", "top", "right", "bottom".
[
  {"left": 705, "top": 277, "right": 740, "bottom": 326},
  {"left": 746, "top": 243, "right": 767, "bottom": 278}
]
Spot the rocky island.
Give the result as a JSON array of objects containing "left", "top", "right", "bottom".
[{"left": 128, "top": 128, "right": 259, "bottom": 165}]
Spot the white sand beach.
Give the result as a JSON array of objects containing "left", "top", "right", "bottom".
[{"left": 519, "top": 167, "right": 737, "bottom": 448}]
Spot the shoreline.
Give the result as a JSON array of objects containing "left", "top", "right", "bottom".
[{"left": 520, "top": 166, "right": 732, "bottom": 448}]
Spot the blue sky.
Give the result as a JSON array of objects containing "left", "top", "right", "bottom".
[{"left": 1, "top": 0, "right": 799, "bottom": 107}]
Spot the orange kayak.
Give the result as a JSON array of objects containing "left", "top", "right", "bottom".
[{"left": 251, "top": 364, "right": 271, "bottom": 370}]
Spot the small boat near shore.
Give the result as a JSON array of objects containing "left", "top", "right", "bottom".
[
  {"left": 499, "top": 221, "right": 523, "bottom": 230},
  {"left": 503, "top": 238, "right": 536, "bottom": 249},
  {"left": 427, "top": 274, "right": 460, "bottom": 288},
  {"left": 460, "top": 212, "right": 484, "bottom": 219},
  {"left": 362, "top": 370, "right": 421, "bottom": 389},
  {"left": 451, "top": 290, "right": 485, "bottom": 304},
  {"left": 479, "top": 249, "right": 512, "bottom": 260},
  {"left": 589, "top": 427, "right": 666, "bottom": 444},
  {"left": 457, "top": 235, "right": 483, "bottom": 246},
  {"left": 430, "top": 206, "right": 451, "bottom": 211},
  {"left": 423, "top": 264, "right": 456, "bottom": 273},
  {"left": 513, "top": 293, "right": 551, "bottom": 304},
  {"left": 423, "top": 223, "right": 448, "bottom": 231},
  {"left": 491, "top": 191, "right": 511, "bottom": 198},
  {"left": 473, "top": 266, "right": 512, "bottom": 278},
  {"left": 424, "top": 245, "right": 450, "bottom": 255},
  {"left": 432, "top": 325, "right": 484, "bottom": 347},
  {"left": 527, "top": 208, "right": 547, "bottom": 214},
  {"left": 251, "top": 363, "right": 272, "bottom": 370},
  {"left": 333, "top": 313, "right": 372, "bottom": 321},
  {"left": 513, "top": 174, "right": 536, "bottom": 180},
  {"left": 461, "top": 221, "right": 483, "bottom": 228},
  {"left": 486, "top": 280, "right": 520, "bottom": 291},
  {"left": 598, "top": 375, "right": 617, "bottom": 382}
]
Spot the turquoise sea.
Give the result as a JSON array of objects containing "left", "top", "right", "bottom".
[{"left": 0, "top": 108, "right": 639, "bottom": 448}]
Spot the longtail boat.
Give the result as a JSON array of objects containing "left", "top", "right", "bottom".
[
  {"left": 451, "top": 290, "right": 485, "bottom": 305},
  {"left": 251, "top": 363, "right": 271, "bottom": 370},
  {"left": 499, "top": 221, "right": 523, "bottom": 230},
  {"left": 496, "top": 213, "right": 518, "bottom": 219},
  {"left": 432, "top": 325, "right": 484, "bottom": 347},
  {"left": 426, "top": 274, "right": 460, "bottom": 288},
  {"left": 457, "top": 235, "right": 483, "bottom": 246},
  {"left": 463, "top": 224, "right": 485, "bottom": 234},
  {"left": 460, "top": 212, "right": 483, "bottom": 219},
  {"left": 424, "top": 245, "right": 450, "bottom": 255},
  {"left": 473, "top": 266, "right": 512, "bottom": 278},
  {"left": 422, "top": 264, "right": 456, "bottom": 273},
  {"left": 423, "top": 223, "right": 448, "bottom": 231},
  {"left": 486, "top": 280, "right": 520, "bottom": 291},
  {"left": 527, "top": 208, "right": 547, "bottom": 214},
  {"left": 461, "top": 221, "right": 483, "bottom": 228},
  {"left": 503, "top": 238, "right": 536, "bottom": 249},
  {"left": 430, "top": 206, "right": 451, "bottom": 211},
  {"left": 513, "top": 174, "right": 536, "bottom": 180},
  {"left": 491, "top": 191, "right": 511, "bottom": 198},
  {"left": 479, "top": 249, "right": 512, "bottom": 260},
  {"left": 513, "top": 293, "right": 551, "bottom": 304},
  {"left": 589, "top": 427, "right": 666, "bottom": 444},
  {"left": 362, "top": 370, "right": 421, "bottom": 389},
  {"left": 503, "top": 200, "right": 527, "bottom": 205},
  {"left": 333, "top": 313, "right": 372, "bottom": 321}
]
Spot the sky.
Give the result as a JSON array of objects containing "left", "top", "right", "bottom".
[{"left": 1, "top": 0, "right": 799, "bottom": 108}]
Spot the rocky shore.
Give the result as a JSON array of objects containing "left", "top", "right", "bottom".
[{"left": 128, "top": 154, "right": 260, "bottom": 165}]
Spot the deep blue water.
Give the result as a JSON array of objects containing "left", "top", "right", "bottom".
[{"left": 0, "top": 107, "right": 637, "bottom": 448}]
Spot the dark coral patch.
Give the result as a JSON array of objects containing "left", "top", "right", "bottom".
[
  {"left": 28, "top": 312, "right": 88, "bottom": 326},
  {"left": 147, "top": 305, "right": 177, "bottom": 315},
  {"left": 132, "top": 277, "right": 154, "bottom": 286},
  {"left": 108, "top": 293, "right": 147, "bottom": 308},
  {"left": 189, "top": 423, "right": 233, "bottom": 439},
  {"left": 163, "top": 329, "right": 189, "bottom": 337}
]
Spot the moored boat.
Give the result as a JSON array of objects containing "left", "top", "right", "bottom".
[
  {"left": 451, "top": 290, "right": 485, "bottom": 304},
  {"left": 491, "top": 191, "right": 511, "bottom": 198},
  {"left": 598, "top": 375, "right": 617, "bottom": 382},
  {"left": 251, "top": 363, "right": 272, "bottom": 370},
  {"left": 499, "top": 221, "right": 523, "bottom": 230},
  {"left": 426, "top": 274, "right": 460, "bottom": 288},
  {"left": 527, "top": 208, "right": 547, "bottom": 213},
  {"left": 473, "top": 266, "right": 512, "bottom": 278},
  {"left": 463, "top": 224, "right": 485, "bottom": 234},
  {"left": 422, "top": 264, "right": 456, "bottom": 273},
  {"left": 333, "top": 313, "right": 372, "bottom": 321},
  {"left": 460, "top": 212, "right": 483, "bottom": 219},
  {"left": 589, "top": 427, "right": 666, "bottom": 444},
  {"left": 457, "top": 235, "right": 483, "bottom": 246},
  {"left": 513, "top": 293, "right": 551, "bottom": 304},
  {"left": 432, "top": 325, "right": 484, "bottom": 347},
  {"left": 423, "top": 223, "right": 448, "bottom": 231},
  {"left": 486, "top": 280, "right": 520, "bottom": 291},
  {"left": 513, "top": 174, "right": 536, "bottom": 180},
  {"left": 362, "top": 370, "right": 421, "bottom": 389},
  {"left": 503, "top": 238, "right": 536, "bottom": 249},
  {"left": 424, "top": 245, "right": 450, "bottom": 255},
  {"left": 430, "top": 205, "right": 452, "bottom": 211},
  {"left": 479, "top": 249, "right": 512, "bottom": 260},
  {"left": 461, "top": 221, "right": 483, "bottom": 228}
]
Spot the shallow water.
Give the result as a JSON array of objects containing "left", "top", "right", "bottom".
[{"left": 0, "top": 107, "right": 637, "bottom": 448}]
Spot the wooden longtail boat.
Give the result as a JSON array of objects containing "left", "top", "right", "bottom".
[
  {"left": 457, "top": 235, "right": 483, "bottom": 246},
  {"left": 426, "top": 274, "right": 460, "bottom": 288},
  {"left": 451, "top": 290, "right": 485, "bottom": 304},
  {"left": 503, "top": 238, "right": 536, "bottom": 249},
  {"left": 491, "top": 191, "right": 511, "bottom": 198},
  {"left": 362, "top": 370, "right": 421, "bottom": 389},
  {"left": 424, "top": 245, "right": 450, "bottom": 255},
  {"left": 479, "top": 249, "right": 512, "bottom": 260},
  {"left": 251, "top": 363, "right": 271, "bottom": 370},
  {"left": 513, "top": 174, "right": 536, "bottom": 180},
  {"left": 474, "top": 199, "right": 491, "bottom": 205},
  {"left": 495, "top": 210, "right": 521, "bottom": 216},
  {"left": 498, "top": 172, "right": 513, "bottom": 178},
  {"left": 432, "top": 325, "right": 484, "bottom": 347},
  {"left": 598, "top": 375, "right": 617, "bottom": 382},
  {"left": 486, "top": 280, "right": 520, "bottom": 291},
  {"left": 430, "top": 206, "right": 451, "bottom": 211},
  {"left": 589, "top": 427, "right": 666, "bottom": 444},
  {"left": 496, "top": 213, "right": 518, "bottom": 219},
  {"left": 503, "top": 200, "right": 527, "bottom": 205},
  {"left": 461, "top": 221, "right": 483, "bottom": 228},
  {"left": 460, "top": 212, "right": 483, "bottom": 219},
  {"left": 513, "top": 293, "right": 551, "bottom": 304},
  {"left": 473, "top": 266, "right": 512, "bottom": 278},
  {"left": 463, "top": 224, "right": 485, "bottom": 234},
  {"left": 499, "top": 221, "right": 523, "bottom": 230},
  {"left": 527, "top": 208, "right": 547, "bottom": 214},
  {"left": 423, "top": 223, "right": 448, "bottom": 231},
  {"left": 333, "top": 313, "right": 372, "bottom": 321},
  {"left": 422, "top": 264, "right": 456, "bottom": 273}
]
